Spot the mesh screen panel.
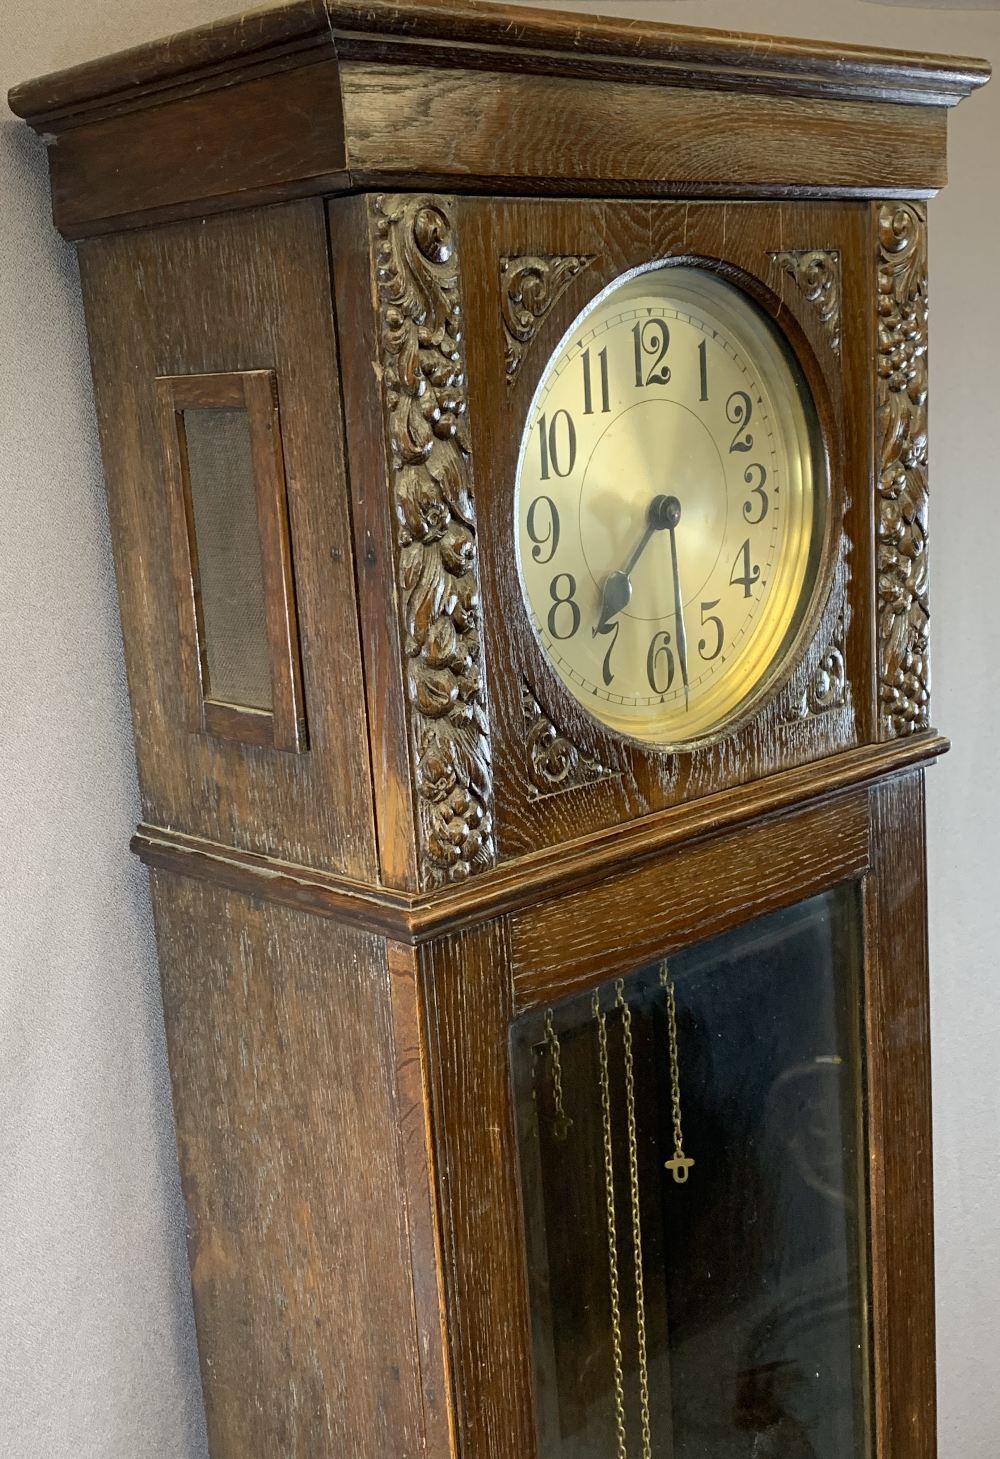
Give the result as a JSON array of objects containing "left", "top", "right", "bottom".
[{"left": 183, "top": 407, "right": 272, "bottom": 711}]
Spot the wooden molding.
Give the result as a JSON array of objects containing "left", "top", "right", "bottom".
[
  {"left": 369, "top": 193, "right": 496, "bottom": 888},
  {"left": 875, "top": 202, "right": 930, "bottom": 739},
  {"left": 132, "top": 731, "right": 948, "bottom": 943},
  {"left": 8, "top": 3, "right": 989, "bottom": 238},
  {"left": 9, "top": 0, "right": 991, "bottom": 124}
]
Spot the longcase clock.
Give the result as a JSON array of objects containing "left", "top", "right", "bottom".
[{"left": 10, "top": 4, "right": 990, "bottom": 1457}]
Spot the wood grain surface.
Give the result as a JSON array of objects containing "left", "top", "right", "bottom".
[
  {"left": 342, "top": 63, "right": 948, "bottom": 198},
  {"left": 10, "top": 0, "right": 987, "bottom": 237},
  {"left": 511, "top": 790, "right": 871, "bottom": 1005},
  {"left": 863, "top": 770, "right": 937, "bottom": 1459},
  {"left": 9, "top": 0, "right": 990, "bottom": 122},
  {"left": 150, "top": 871, "right": 428, "bottom": 1458},
  {"left": 79, "top": 201, "right": 378, "bottom": 881}
]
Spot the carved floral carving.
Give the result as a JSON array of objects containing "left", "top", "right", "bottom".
[
  {"left": 501, "top": 254, "right": 594, "bottom": 386},
  {"left": 769, "top": 249, "right": 841, "bottom": 353},
  {"left": 372, "top": 195, "right": 495, "bottom": 886},
  {"left": 522, "top": 684, "right": 614, "bottom": 801},
  {"left": 783, "top": 614, "right": 848, "bottom": 723},
  {"left": 875, "top": 203, "right": 929, "bottom": 738}
]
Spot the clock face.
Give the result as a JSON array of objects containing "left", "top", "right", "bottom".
[{"left": 514, "top": 265, "right": 828, "bottom": 748}]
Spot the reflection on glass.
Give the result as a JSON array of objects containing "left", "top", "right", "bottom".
[{"left": 511, "top": 886, "right": 870, "bottom": 1459}]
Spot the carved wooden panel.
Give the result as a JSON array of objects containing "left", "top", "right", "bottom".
[
  {"left": 769, "top": 248, "right": 841, "bottom": 353},
  {"left": 875, "top": 203, "right": 929, "bottom": 739},
  {"left": 371, "top": 194, "right": 496, "bottom": 885},
  {"left": 500, "top": 254, "right": 593, "bottom": 387},
  {"left": 521, "top": 682, "right": 615, "bottom": 800},
  {"left": 783, "top": 612, "right": 849, "bottom": 723}
]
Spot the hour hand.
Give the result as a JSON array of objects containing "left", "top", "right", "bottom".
[{"left": 594, "top": 569, "right": 631, "bottom": 636}]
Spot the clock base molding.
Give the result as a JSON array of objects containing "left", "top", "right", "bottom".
[{"left": 131, "top": 730, "right": 948, "bottom": 944}]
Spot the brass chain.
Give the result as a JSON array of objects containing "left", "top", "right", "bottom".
[
  {"left": 616, "top": 981, "right": 652, "bottom": 1459},
  {"left": 594, "top": 989, "right": 629, "bottom": 1459},
  {"left": 543, "top": 1009, "right": 572, "bottom": 1141},
  {"left": 660, "top": 963, "right": 695, "bottom": 1184}
]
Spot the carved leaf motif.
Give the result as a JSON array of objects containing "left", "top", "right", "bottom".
[
  {"left": 521, "top": 684, "right": 614, "bottom": 801},
  {"left": 769, "top": 249, "right": 841, "bottom": 354},
  {"left": 783, "top": 614, "right": 849, "bottom": 723},
  {"left": 372, "top": 195, "right": 495, "bottom": 886},
  {"left": 875, "top": 203, "right": 929, "bottom": 738},
  {"left": 500, "top": 254, "right": 594, "bottom": 386}
]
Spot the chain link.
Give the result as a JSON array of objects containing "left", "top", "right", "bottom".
[
  {"left": 660, "top": 962, "right": 694, "bottom": 1184},
  {"left": 543, "top": 1009, "right": 572, "bottom": 1141},
  {"left": 594, "top": 989, "right": 629, "bottom": 1459},
  {"left": 616, "top": 981, "right": 652, "bottom": 1459}
]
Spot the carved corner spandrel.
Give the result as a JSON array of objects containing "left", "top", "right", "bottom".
[
  {"left": 521, "top": 682, "right": 617, "bottom": 801},
  {"left": 501, "top": 254, "right": 594, "bottom": 387},
  {"left": 769, "top": 248, "right": 841, "bottom": 355}
]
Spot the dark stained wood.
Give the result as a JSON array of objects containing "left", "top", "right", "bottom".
[
  {"left": 156, "top": 368, "right": 308, "bottom": 753},
  {"left": 9, "top": 0, "right": 990, "bottom": 122},
  {"left": 511, "top": 791, "right": 871, "bottom": 1005},
  {"left": 327, "top": 194, "right": 422, "bottom": 891},
  {"left": 79, "top": 201, "right": 378, "bottom": 879},
  {"left": 419, "top": 918, "right": 538, "bottom": 1459},
  {"left": 40, "top": 59, "right": 348, "bottom": 239},
  {"left": 8, "top": 1, "right": 989, "bottom": 237},
  {"left": 131, "top": 732, "right": 948, "bottom": 944},
  {"left": 342, "top": 64, "right": 948, "bottom": 198},
  {"left": 149, "top": 870, "right": 428, "bottom": 1458},
  {"left": 863, "top": 770, "right": 937, "bottom": 1459},
  {"left": 386, "top": 941, "right": 457, "bottom": 1459}
]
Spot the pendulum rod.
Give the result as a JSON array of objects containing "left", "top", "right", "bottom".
[
  {"left": 616, "top": 980, "right": 653, "bottom": 1459},
  {"left": 543, "top": 1008, "right": 572, "bottom": 1141},
  {"left": 594, "top": 989, "right": 629, "bottom": 1459},
  {"left": 660, "top": 963, "right": 695, "bottom": 1185}
]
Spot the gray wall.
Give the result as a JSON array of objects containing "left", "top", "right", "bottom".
[{"left": 2, "top": 1, "right": 996, "bottom": 1455}]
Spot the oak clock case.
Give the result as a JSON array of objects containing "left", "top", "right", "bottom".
[{"left": 9, "top": 7, "right": 989, "bottom": 1459}]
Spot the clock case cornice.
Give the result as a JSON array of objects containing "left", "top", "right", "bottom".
[{"left": 9, "top": 0, "right": 991, "bottom": 240}]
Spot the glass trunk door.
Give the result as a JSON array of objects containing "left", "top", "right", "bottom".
[{"left": 510, "top": 885, "right": 871, "bottom": 1459}]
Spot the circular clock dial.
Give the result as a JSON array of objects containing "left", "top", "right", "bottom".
[{"left": 514, "top": 265, "right": 828, "bottom": 747}]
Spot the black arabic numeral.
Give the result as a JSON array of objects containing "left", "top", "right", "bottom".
[
  {"left": 698, "top": 600, "right": 724, "bottom": 661},
  {"left": 526, "top": 495, "right": 560, "bottom": 565},
  {"left": 597, "top": 618, "right": 620, "bottom": 686},
  {"left": 742, "top": 463, "right": 769, "bottom": 524},
  {"left": 730, "top": 539, "right": 761, "bottom": 598},
  {"left": 547, "top": 573, "right": 581, "bottom": 641},
  {"left": 537, "top": 409, "right": 577, "bottom": 481},
  {"left": 632, "top": 319, "right": 671, "bottom": 387},
  {"left": 646, "top": 630, "right": 676, "bottom": 695},
  {"left": 582, "top": 346, "right": 611, "bottom": 415},
  {"left": 726, "top": 390, "right": 754, "bottom": 453}
]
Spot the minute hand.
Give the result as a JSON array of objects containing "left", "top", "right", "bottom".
[{"left": 666, "top": 507, "right": 690, "bottom": 710}]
